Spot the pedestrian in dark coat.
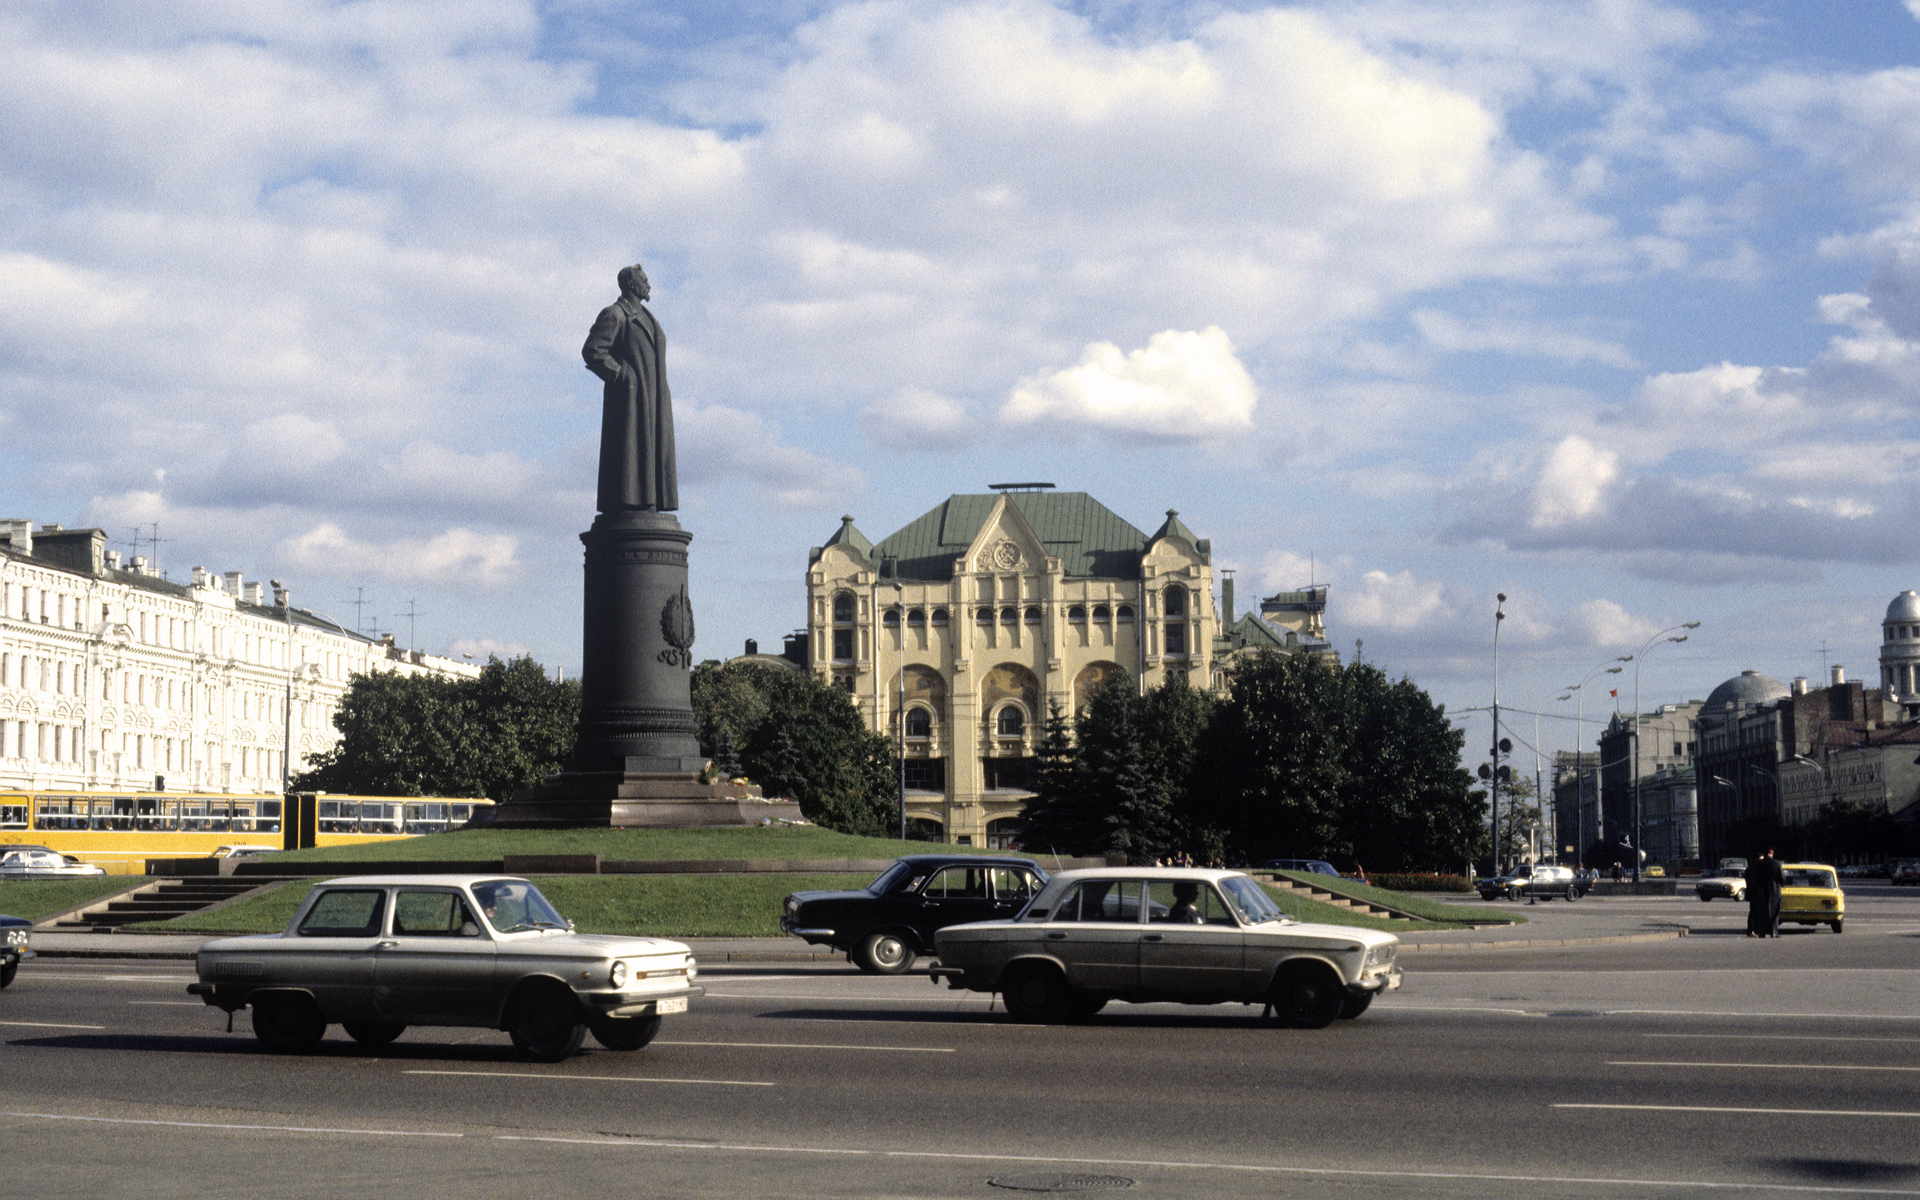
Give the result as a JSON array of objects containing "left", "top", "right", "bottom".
[{"left": 1744, "top": 849, "right": 1785, "bottom": 937}]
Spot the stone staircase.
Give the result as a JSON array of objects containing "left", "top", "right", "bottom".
[
  {"left": 1259, "top": 874, "right": 1415, "bottom": 921},
  {"left": 49, "top": 876, "right": 295, "bottom": 931}
]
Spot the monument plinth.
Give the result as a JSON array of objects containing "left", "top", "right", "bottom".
[{"left": 494, "top": 264, "right": 801, "bottom": 828}]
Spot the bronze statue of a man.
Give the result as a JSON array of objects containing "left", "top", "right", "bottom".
[{"left": 583, "top": 264, "right": 678, "bottom": 512}]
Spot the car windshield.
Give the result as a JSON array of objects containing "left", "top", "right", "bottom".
[
  {"left": 1220, "top": 875, "right": 1293, "bottom": 925},
  {"left": 867, "top": 862, "right": 913, "bottom": 894},
  {"left": 471, "top": 880, "right": 569, "bottom": 932}
]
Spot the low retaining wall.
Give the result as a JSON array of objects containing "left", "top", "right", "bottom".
[{"left": 144, "top": 855, "right": 1111, "bottom": 878}]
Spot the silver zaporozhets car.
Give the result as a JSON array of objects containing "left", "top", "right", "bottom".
[
  {"left": 929, "top": 867, "right": 1402, "bottom": 1026},
  {"left": 189, "top": 875, "right": 701, "bottom": 1061}
]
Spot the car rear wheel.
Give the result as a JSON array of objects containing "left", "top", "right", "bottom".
[
  {"left": 508, "top": 989, "right": 586, "bottom": 1062},
  {"left": 590, "top": 1014, "right": 662, "bottom": 1051},
  {"left": 855, "top": 930, "right": 915, "bottom": 975},
  {"left": 1833, "top": 920, "right": 1844, "bottom": 934},
  {"left": 251, "top": 993, "right": 327, "bottom": 1054},
  {"left": 342, "top": 1021, "right": 405, "bottom": 1047},
  {"left": 1270, "top": 963, "right": 1345, "bottom": 1029},
  {"left": 1001, "top": 964, "right": 1071, "bottom": 1023},
  {"left": 1565, "top": 886, "right": 1579, "bottom": 902},
  {"left": 0, "top": 959, "right": 16, "bottom": 989},
  {"left": 1338, "top": 991, "right": 1374, "bottom": 1020}
]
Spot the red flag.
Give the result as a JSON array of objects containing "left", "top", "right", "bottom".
[{"left": 1609, "top": 689, "right": 1618, "bottom": 697}]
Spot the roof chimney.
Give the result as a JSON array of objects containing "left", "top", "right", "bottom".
[
  {"left": 1831, "top": 665, "right": 1846, "bottom": 687},
  {"left": 1221, "top": 573, "right": 1235, "bottom": 625},
  {"left": 1793, "top": 676, "right": 1808, "bottom": 695},
  {"left": 223, "top": 571, "right": 242, "bottom": 595},
  {"left": 0, "top": 520, "right": 30, "bottom": 556},
  {"left": 105, "top": 550, "right": 122, "bottom": 570}
]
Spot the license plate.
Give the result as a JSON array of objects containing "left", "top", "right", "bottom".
[{"left": 655, "top": 996, "right": 688, "bottom": 1014}]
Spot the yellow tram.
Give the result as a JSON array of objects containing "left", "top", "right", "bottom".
[{"left": 0, "top": 791, "right": 495, "bottom": 873}]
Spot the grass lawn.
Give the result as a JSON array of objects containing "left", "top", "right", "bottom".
[
  {"left": 266, "top": 824, "right": 1062, "bottom": 865},
  {"left": 0, "top": 877, "right": 153, "bottom": 921},
  {"left": 134, "top": 873, "right": 1495, "bottom": 937},
  {"left": 1274, "top": 871, "right": 1521, "bottom": 925}
]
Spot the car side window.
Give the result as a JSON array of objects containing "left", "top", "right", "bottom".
[
  {"left": 1051, "top": 880, "right": 1140, "bottom": 923},
  {"left": 923, "top": 866, "right": 988, "bottom": 899},
  {"left": 989, "top": 867, "right": 1039, "bottom": 903},
  {"left": 297, "top": 889, "right": 387, "bottom": 937},
  {"left": 1147, "top": 880, "right": 1235, "bottom": 926},
  {"left": 393, "top": 890, "right": 482, "bottom": 937}
]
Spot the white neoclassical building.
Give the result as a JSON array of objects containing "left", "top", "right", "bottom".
[
  {"left": 1880, "top": 590, "right": 1920, "bottom": 721},
  {"left": 0, "top": 520, "right": 479, "bottom": 794}
]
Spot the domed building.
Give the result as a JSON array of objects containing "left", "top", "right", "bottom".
[{"left": 1880, "top": 591, "right": 1920, "bottom": 720}]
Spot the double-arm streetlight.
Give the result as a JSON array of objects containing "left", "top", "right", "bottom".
[
  {"left": 1631, "top": 621, "right": 1701, "bottom": 882},
  {"left": 1490, "top": 593, "right": 1507, "bottom": 871},
  {"left": 1557, "top": 655, "right": 1631, "bottom": 863}
]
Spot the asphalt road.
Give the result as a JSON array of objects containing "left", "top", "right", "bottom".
[{"left": 4, "top": 891, "right": 1919, "bottom": 1199}]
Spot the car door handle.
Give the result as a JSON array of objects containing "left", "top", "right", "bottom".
[
  {"left": 1045, "top": 932, "right": 1067, "bottom": 940},
  {"left": 1142, "top": 934, "right": 1163, "bottom": 942},
  {"left": 375, "top": 940, "right": 398, "bottom": 949}
]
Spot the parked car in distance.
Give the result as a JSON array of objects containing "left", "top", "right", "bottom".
[
  {"left": 211, "top": 845, "right": 280, "bottom": 858},
  {"left": 1695, "top": 866, "right": 1748, "bottom": 902},
  {"left": 781, "top": 854, "right": 1048, "bottom": 974},
  {"left": 1778, "top": 863, "right": 1845, "bottom": 933},
  {"left": 189, "top": 875, "right": 701, "bottom": 1060},
  {"left": 930, "top": 867, "right": 1401, "bottom": 1027},
  {"left": 1645, "top": 864, "right": 1666, "bottom": 878},
  {"left": 1261, "top": 859, "right": 1340, "bottom": 877},
  {"left": 1476, "top": 863, "right": 1588, "bottom": 902},
  {"left": 1, "top": 913, "right": 30, "bottom": 988},
  {"left": 1893, "top": 861, "right": 1920, "bottom": 887},
  {"left": 0, "top": 848, "right": 105, "bottom": 878}
]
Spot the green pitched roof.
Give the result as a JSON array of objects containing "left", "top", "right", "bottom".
[
  {"left": 872, "top": 492, "right": 1151, "bottom": 581},
  {"left": 819, "top": 514, "right": 873, "bottom": 560}
]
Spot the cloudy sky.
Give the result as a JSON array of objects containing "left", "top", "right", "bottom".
[{"left": 7, "top": 0, "right": 1920, "bottom": 772}]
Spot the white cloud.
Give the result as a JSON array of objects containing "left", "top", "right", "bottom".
[
  {"left": 677, "top": 403, "right": 864, "bottom": 509},
  {"left": 280, "top": 523, "right": 520, "bottom": 589},
  {"left": 1529, "top": 435, "right": 1620, "bottom": 529},
  {"left": 446, "top": 637, "right": 534, "bottom": 663},
  {"left": 1341, "top": 568, "right": 1459, "bottom": 634},
  {"left": 1412, "top": 309, "right": 1637, "bottom": 368},
  {"left": 858, "top": 387, "right": 987, "bottom": 451},
  {"left": 1000, "top": 327, "right": 1256, "bottom": 442}
]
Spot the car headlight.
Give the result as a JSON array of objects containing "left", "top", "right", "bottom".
[
  {"left": 1365, "top": 944, "right": 1396, "bottom": 968},
  {"left": 609, "top": 960, "right": 629, "bottom": 988}
]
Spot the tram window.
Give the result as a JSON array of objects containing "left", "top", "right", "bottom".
[
  {"left": 0, "top": 803, "right": 25, "bottom": 829},
  {"left": 34, "top": 798, "right": 85, "bottom": 831}
]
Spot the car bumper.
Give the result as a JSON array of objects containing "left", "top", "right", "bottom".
[
  {"left": 582, "top": 984, "right": 706, "bottom": 1019},
  {"left": 1352, "top": 967, "right": 1403, "bottom": 996},
  {"left": 779, "top": 915, "right": 838, "bottom": 946}
]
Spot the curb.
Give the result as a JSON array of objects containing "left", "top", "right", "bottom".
[{"left": 1399, "top": 928, "right": 1689, "bottom": 953}]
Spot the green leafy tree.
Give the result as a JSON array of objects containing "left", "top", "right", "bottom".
[
  {"left": 690, "top": 660, "right": 898, "bottom": 837},
  {"left": 1491, "top": 775, "right": 1544, "bottom": 865},
  {"left": 292, "top": 656, "right": 578, "bottom": 800}
]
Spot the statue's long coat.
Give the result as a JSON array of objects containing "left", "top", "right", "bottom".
[{"left": 582, "top": 296, "right": 677, "bottom": 512}]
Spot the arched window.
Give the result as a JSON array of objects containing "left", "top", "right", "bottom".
[
  {"left": 1023, "top": 606, "right": 1041, "bottom": 625},
  {"left": 882, "top": 609, "right": 901, "bottom": 627},
  {"left": 1116, "top": 605, "right": 1135, "bottom": 623},
  {"left": 1092, "top": 604, "right": 1111, "bottom": 621},
  {"left": 931, "top": 608, "right": 949, "bottom": 626},
  {"left": 996, "top": 706, "right": 1025, "bottom": 737},
  {"left": 832, "top": 593, "right": 855, "bottom": 622},
  {"left": 906, "top": 707, "right": 932, "bottom": 738},
  {"left": 976, "top": 606, "right": 994, "bottom": 625},
  {"left": 999, "top": 606, "right": 1017, "bottom": 625},
  {"left": 1163, "top": 585, "right": 1186, "bottom": 617},
  {"left": 1068, "top": 605, "right": 1087, "bottom": 622},
  {"left": 907, "top": 609, "right": 926, "bottom": 627}
]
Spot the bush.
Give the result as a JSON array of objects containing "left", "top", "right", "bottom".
[{"left": 1368, "top": 872, "right": 1473, "bottom": 893}]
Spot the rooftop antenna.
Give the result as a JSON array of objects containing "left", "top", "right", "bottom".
[
  {"left": 400, "top": 598, "right": 423, "bottom": 652},
  {"left": 341, "top": 587, "right": 375, "bottom": 636},
  {"left": 1819, "top": 639, "right": 1831, "bottom": 680}
]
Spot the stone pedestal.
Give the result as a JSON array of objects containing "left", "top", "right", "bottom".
[{"left": 494, "top": 509, "right": 802, "bottom": 828}]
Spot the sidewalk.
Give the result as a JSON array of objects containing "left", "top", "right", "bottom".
[{"left": 26, "top": 903, "right": 1688, "bottom": 961}]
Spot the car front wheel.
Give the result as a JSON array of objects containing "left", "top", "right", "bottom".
[
  {"left": 1338, "top": 991, "right": 1374, "bottom": 1019},
  {"left": 0, "top": 959, "right": 15, "bottom": 988},
  {"left": 855, "top": 930, "right": 915, "bottom": 975},
  {"left": 342, "top": 1021, "right": 405, "bottom": 1047},
  {"left": 508, "top": 990, "right": 586, "bottom": 1062},
  {"left": 590, "top": 1014, "right": 662, "bottom": 1051},
  {"left": 1001, "top": 964, "right": 1071, "bottom": 1023},
  {"left": 1271, "top": 963, "right": 1345, "bottom": 1029},
  {"left": 252, "top": 994, "right": 327, "bottom": 1054}
]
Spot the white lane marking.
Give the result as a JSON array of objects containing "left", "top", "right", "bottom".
[
  {"left": 404, "top": 1070, "right": 772, "bottom": 1087},
  {"left": 3, "top": 1112, "right": 461, "bottom": 1137},
  {"left": 655, "top": 1040, "right": 953, "bottom": 1053},
  {"left": 26, "top": 973, "right": 195, "bottom": 983},
  {"left": 700, "top": 991, "right": 993, "bottom": 1004},
  {"left": 128, "top": 1001, "right": 205, "bottom": 1006},
  {"left": 1558, "top": 1102, "right": 1920, "bottom": 1119},
  {"left": 493, "top": 1134, "right": 1920, "bottom": 1195},
  {"left": 1611, "top": 1060, "right": 1920, "bottom": 1073},
  {"left": 0, "top": 1020, "right": 106, "bottom": 1030},
  {"left": 1645, "top": 1033, "right": 1920, "bottom": 1044}
]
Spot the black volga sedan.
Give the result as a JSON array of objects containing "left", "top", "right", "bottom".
[
  {"left": 783, "top": 855, "right": 1049, "bottom": 974},
  {"left": 2, "top": 913, "right": 31, "bottom": 988}
]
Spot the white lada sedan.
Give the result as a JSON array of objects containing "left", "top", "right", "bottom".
[
  {"left": 189, "top": 875, "right": 701, "bottom": 1061},
  {"left": 929, "top": 867, "right": 1401, "bottom": 1027}
]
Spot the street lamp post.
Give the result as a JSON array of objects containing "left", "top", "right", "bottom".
[
  {"left": 1491, "top": 594, "right": 1507, "bottom": 872},
  {"left": 270, "top": 580, "right": 294, "bottom": 794},
  {"left": 1631, "top": 621, "right": 1701, "bottom": 883},
  {"left": 1559, "top": 657, "right": 1630, "bottom": 865}
]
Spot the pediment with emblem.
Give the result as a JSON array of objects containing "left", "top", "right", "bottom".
[{"left": 964, "top": 496, "right": 1049, "bottom": 575}]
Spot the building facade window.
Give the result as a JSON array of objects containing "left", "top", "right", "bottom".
[
  {"left": 905, "top": 707, "right": 932, "bottom": 738},
  {"left": 995, "top": 706, "right": 1025, "bottom": 738}
]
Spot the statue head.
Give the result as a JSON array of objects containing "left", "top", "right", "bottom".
[{"left": 617, "top": 263, "right": 651, "bottom": 301}]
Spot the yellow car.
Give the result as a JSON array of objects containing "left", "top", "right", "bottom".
[
  {"left": 1779, "top": 863, "right": 1845, "bottom": 933},
  {"left": 1645, "top": 864, "right": 1666, "bottom": 878}
]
